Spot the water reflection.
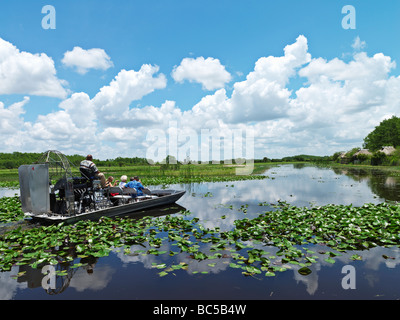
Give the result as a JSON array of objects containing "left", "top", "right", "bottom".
[
  {"left": 69, "top": 264, "right": 115, "bottom": 293},
  {"left": 3, "top": 164, "right": 400, "bottom": 299},
  {"left": 0, "top": 188, "right": 19, "bottom": 198},
  {"left": 329, "top": 166, "right": 400, "bottom": 201},
  {"left": 0, "top": 268, "right": 27, "bottom": 300}
]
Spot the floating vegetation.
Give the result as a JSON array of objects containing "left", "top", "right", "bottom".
[
  {"left": 1, "top": 195, "right": 400, "bottom": 279},
  {"left": 0, "top": 196, "right": 25, "bottom": 223},
  {"left": 0, "top": 181, "right": 19, "bottom": 189}
]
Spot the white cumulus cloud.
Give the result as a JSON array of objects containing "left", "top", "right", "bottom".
[
  {"left": 92, "top": 64, "right": 167, "bottom": 126},
  {"left": 0, "top": 38, "right": 67, "bottom": 98},
  {"left": 62, "top": 46, "right": 113, "bottom": 74},
  {"left": 171, "top": 56, "right": 232, "bottom": 90},
  {"left": 186, "top": 35, "right": 312, "bottom": 124},
  {"left": 0, "top": 97, "right": 29, "bottom": 134}
]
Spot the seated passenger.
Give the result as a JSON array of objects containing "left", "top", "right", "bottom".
[
  {"left": 80, "top": 154, "right": 106, "bottom": 187},
  {"left": 105, "top": 176, "right": 117, "bottom": 187},
  {"left": 124, "top": 176, "right": 144, "bottom": 196},
  {"left": 116, "top": 175, "right": 127, "bottom": 188}
]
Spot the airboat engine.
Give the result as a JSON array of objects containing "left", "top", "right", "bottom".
[
  {"left": 18, "top": 150, "right": 94, "bottom": 218},
  {"left": 18, "top": 162, "right": 76, "bottom": 216}
]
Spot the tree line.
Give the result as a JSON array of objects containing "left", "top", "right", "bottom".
[{"left": 0, "top": 152, "right": 150, "bottom": 169}]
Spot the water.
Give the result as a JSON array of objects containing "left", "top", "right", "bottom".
[
  {"left": 2, "top": 164, "right": 400, "bottom": 300},
  {"left": 0, "top": 188, "right": 19, "bottom": 198}
]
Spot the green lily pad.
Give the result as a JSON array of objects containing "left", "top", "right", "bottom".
[{"left": 298, "top": 267, "right": 312, "bottom": 276}]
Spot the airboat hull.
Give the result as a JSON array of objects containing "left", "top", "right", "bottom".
[{"left": 25, "top": 190, "right": 186, "bottom": 224}]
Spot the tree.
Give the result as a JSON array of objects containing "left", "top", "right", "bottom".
[
  {"left": 371, "top": 151, "right": 387, "bottom": 166},
  {"left": 363, "top": 116, "right": 400, "bottom": 151},
  {"left": 160, "top": 155, "right": 180, "bottom": 170}
]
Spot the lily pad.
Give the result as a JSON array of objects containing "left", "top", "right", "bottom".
[{"left": 298, "top": 267, "right": 312, "bottom": 276}]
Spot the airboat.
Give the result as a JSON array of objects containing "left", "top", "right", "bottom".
[{"left": 18, "top": 150, "right": 185, "bottom": 224}]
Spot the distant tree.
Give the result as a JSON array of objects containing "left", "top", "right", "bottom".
[
  {"left": 160, "top": 155, "right": 180, "bottom": 170},
  {"left": 332, "top": 152, "right": 342, "bottom": 162},
  {"left": 162, "top": 155, "right": 178, "bottom": 164},
  {"left": 363, "top": 116, "right": 400, "bottom": 151},
  {"left": 3, "top": 160, "right": 14, "bottom": 169}
]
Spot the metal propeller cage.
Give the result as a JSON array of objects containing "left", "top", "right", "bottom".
[{"left": 35, "top": 150, "right": 78, "bottom": 183}]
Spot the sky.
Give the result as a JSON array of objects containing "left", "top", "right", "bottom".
[{"left": 0, "top": 0, "right": 400, "bottom": 161}]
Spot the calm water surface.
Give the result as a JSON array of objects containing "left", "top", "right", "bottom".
[{"left": 2, "top": 164, "right": 400, "bottom": 300}]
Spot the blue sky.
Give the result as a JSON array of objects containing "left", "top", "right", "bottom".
[{"left": 0, "top": 1, "right": 400, "bottom": 161}]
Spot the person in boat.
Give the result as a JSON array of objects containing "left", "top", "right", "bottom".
[
  {"left": 116, "top": 175, "right": 127, "bottom": 188},
  {"left": 105, "top": 176, "right": 117, "bottom": 187},
  {"left": 80, "top": 154, "right": 106, "bottom": 187},
  {"left": 124, "top": 176, "right": 144, "bottom": 196}
]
